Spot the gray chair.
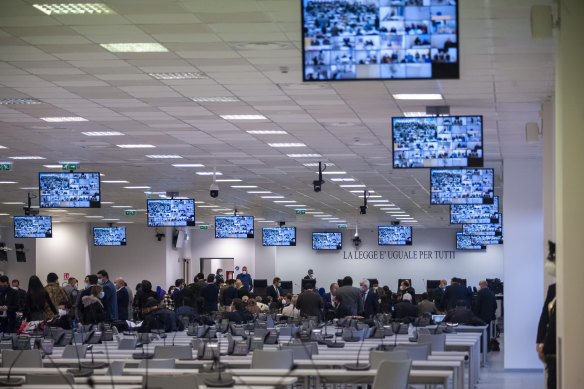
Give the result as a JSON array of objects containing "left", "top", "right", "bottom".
[
  {"left": 251, "top": 349, "right": 293, "bottom": 369},
  {"left": 394, "top": 344, "right": 429, "bottom": 360},
  {"left": 118, "top": 337, "right": 137, "bottom": 350},
  {"left": 280, "top": 343, "right": 313, "bottom": 360},
  {"left": 138, "top": 358, "right": 176, "bottom": 369},
  {"left": 26, "top": 373, "right": 74, "bottom": 385},
  {"left": 372, "top": 359, "right": 412, "bottom": 389},
  {"left": 369, "top": 350, "right": 410, "bottom": 369},
  {"left": 61, "top": 344, "right": 88, "bottom": 359},
  {"left": 146, "top": 374, "right": 199, "bottom": 389},
  {"left": 277, "top": 326, "right": 292, "bottom": 337},
  {"left": 1, "top": 349, "right": 42, "bottom": 368},
  {"left": 418, "top": 333, "right": 446, "bottom": 352},
  {"left": 342, "top": 328, "right": 366, "bottom": 341},
  {"left": 106, "top": 360, "right": 125, "bottom": 376},
  {"left": 153, "top": 345, "right": 193, "bottom": 360}
]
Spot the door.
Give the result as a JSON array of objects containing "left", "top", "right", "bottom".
[{"left": 199, "top": 258, "right": 234, "bottom": 278}]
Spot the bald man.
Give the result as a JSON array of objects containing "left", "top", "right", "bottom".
[
  {"left": 115, "top": 277, "right": 132, "bottom": 321},
  {"left": 473, "top": 280, "right": 497, "bottom": 346}
]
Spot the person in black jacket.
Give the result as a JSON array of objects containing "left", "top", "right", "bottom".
[
  {"left": 359, "top": 279, "right": 380, "bottom": 318},
  {"left": 393, "top": 293, "right": 418, "bottom": 320},
  {"left": 266, "top": 277, "right": 284, "bottom": 302},
  {"left": 24, "top": 275, "right": 57, "bottom": 321},
  {"left": 133, "top": 280, "right": 159, "bottom": 319},
  {"left": 444, "top": 299, "right": 486, "bottom": 326},
  {"left": 227, "top": 298, "right": 253, "bottom": 323},
  {"left": 10, "top": 279, "right": 26, "bottom": 313},
  {"left": 221, "top": 279, "right": 238, "bottom": 308},
  {"left": 473, "top": 280, "right": 497, "bottom": 343},
  {"left": 81, "top": 285, "right": 106, "bottom": 325},
  {"left": 296, "top": 286, "right": 323, "bottom": 319},
  {"left": 433, "top": 279, "right": 447, "bottom": 310},
  {"left": 0, "top": 275, "right": 18, "bottom": 333},
  {"left": 199, "top": 274, "right": 220, "bottom": 314},
  {"left": 537, "top": 241, "right": 557, "bottom": 389},
  {"left": 439, "top": 277, "right": 472, "bottom": 311},
  {"left": 398, "top": 280, "right": 417, "bottom": 305},
  {"left": 140, "top": 297, "right": 184, "bottom": 333}
]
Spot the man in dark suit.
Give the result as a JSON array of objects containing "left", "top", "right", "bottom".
[
  {"left": 0, "top": 276, "right": 18, "bottom": 333},
  {"left": 322, "top": 282, "right": 338, "bottom": 321},
  {"left": 359, "top": 279, "right": 380, "bottom": 318},
  {"left": 444, "top": 300, "right": 486, "bottom": 326},
  {"left": 200, "top": 274, "right": 220, "bottom": 314},
  {"left": 433, "top": 279, "right": 447, "bottom": 310},
  {"left": 266, "top": 277, "right": 283, "bottom": 301},
  {"left": 303, "top": 269, "right": 315, "bottom": 280},
  {"left": 393, "top": 293, "right": 418, "bottom": 320},
  {"left": 221, "top": 279, "right": 238, "bottom": 308},
  {"left": 439, "top": 277, "right": 472, "bottom": 311},
  {"left": 399, "top": 280, "right": 417, "bottom": 305},
  {"left": 296, "top": 285, "right": 323, "bottom": 318},
  {"left": 473, "top": 279, "right": 498, "bottom": 347},
  {"left": 335, "top": 276, "right": 363, "bottom": 316}
]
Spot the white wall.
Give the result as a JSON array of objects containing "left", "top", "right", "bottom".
[
  {"left": 0, "top": 225, "right": 36, "bottom": 288},
  {"left": 36, "top": 223, "right": 89, "bottom": 286}
]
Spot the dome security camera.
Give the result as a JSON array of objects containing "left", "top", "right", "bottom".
[{"left": 210, "top": 182, "right": 219, "bottom": 198}]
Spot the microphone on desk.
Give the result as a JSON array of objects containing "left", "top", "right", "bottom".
[
  {"left": 67, "top": 324, "right": 93, "bottom": 377},
  {"left": 132, "top": 332, "right": 154, "bottom": 359},
  {"left": 171, "top": 330, "right": 178, "bottom": 347},
  {"left": 81, "top": 344, "right": 107, "bottom": 369},
  {"left": 325, "top": 322, "right": 345, "bottom": 348},
  {"left": 0, "top": 349, "right": 25, "bottom": 386},
  {"left": 343, "top": 337, "right": 371, "bottom": 371},
  {"left": 203, "top": 338, "right": 235, "bottom": 388}
]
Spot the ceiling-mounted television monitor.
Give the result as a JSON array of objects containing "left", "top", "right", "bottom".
[
  {"left": 14, "top": 216, "right": 52, "bottom": 238},
  {"left": 378, "top": 226, "right": 412, "bottom": 246},
  {"left": 302, "top": 0, "right": 459, "bottom": 81},
  {"left": 262, "top": 227, "right": 296, "bottom": 246},
  {"left": 456, "top": 232, "right": 485, "bottom": 250},
  {"left": 463, "top": 214, "right": 503, "bottom": 236},
  {"left": 215, "top": 216, "right": 254, "bottom": 239},
  {"left": 430, "top": 168, "right": 494, "bottom": 205},
  {"left": 312, "top": 232, "right": 342, "bottom": 250},
  {"left": 450, "top": 196, "right": 499, "bottom": 224},
  {"left": 39, "top": 172, "right": 100, "bottom": 208},
  {"left": 147, "top": 199, "right": 195, "bottom": 227},
  {"left": 93, "top": 227, "right": 126, "bottom": 246},
  {"left": 393, "top": 115, "right": 483, "bottom": 168}
]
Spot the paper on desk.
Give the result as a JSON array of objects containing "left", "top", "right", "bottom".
[{"left": 126, "top": 320, "right": 143, "bottom": 328}]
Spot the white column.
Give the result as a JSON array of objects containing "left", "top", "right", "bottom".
[
  {"left": 541, "top": 99, "right": 555, "bottom": 290},
  {"left": 503, "top": 158, "right": 544, "bottom": 369}
]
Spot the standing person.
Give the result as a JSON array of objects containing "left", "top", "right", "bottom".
[
  {"left": 81, "top": 285, "right": 106, "bottom": 325},
  {"left": 235, "top": 279, "right": 250, "bottom": 299},
  {"left": 537, "top": 241, "right": 557, "bottom": 389},
  {"left": 11, "top": 279, "right": 26, "bottom": 313},
  {"left": 221, "top": 279, "right": 238, "bottom": 309},
  {"left": 115, "top": 277, "right": 130, "bottom": 321},
  {"left": 188, "top": 273, "right": 206, "bottom": 301},
  {"left": 45, "top": 273, "right": 68, "bottom": 320},
  {"left": 282, "top": 295, "right": 301, "bottom": 319},
  {"left": 0, "top": 276, "right": 18, "bottom": 333},
  {"left": 439, "top": 277, "right": 472, "bottom": 311},
  {"left": 200, "top": 274, "right": 220, "bottom": 314},
  {"left": 63, "top": 277, "right": 78, "bottom": 303},
  {"left": 24, "top": 275, "right": 57, "bottom": 321},
  {"left": 76, "top": 275, "right": 97, "bottom": 321},
  {"left": 172, "top": 278, "right": 189, "bottom": 310},
  {"left": 473, "top": 280, "right": 497, "bottom": 344},
  {"left": 398, "top": 280, "right": 417, "bottom": 305},
  {"left": 322, "top": 283, "right": 338, "bottom": 317},
  {"left": 335, "top": 276, "right": 363, "bottom": 316},
  {"left": 266, "top": 277, "right": 284, "bottom": 302},
  {"left": 296, "top": 285, "right": 323, "bottom": 318},
  {"left": 215, "top": 268, "right": 224, "bottom": 284},
  {"left": 434, "top": 279, "right": 448, "bottom": 310},
  {"left": 97, "top": 270, "right": 118, "bottom": 320},
  {"left": 303, "top": 269, "right": 315, "bottom": 280},
  {"left": 236, "top": 266, "right": 253, "bottom": 291},
  {"left": 161, "top": 286, "right": 176, "bottom": 311},
  {"left": 360, "top": 279, "right": 380, "bottom": 318}
]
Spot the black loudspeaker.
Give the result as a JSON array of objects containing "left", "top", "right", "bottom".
[
  {"left": 15, "top": 244, "right": 26, "bottom": 262},
  {"left": 531, "top": 5, "right": 553, "bottom": 39}
]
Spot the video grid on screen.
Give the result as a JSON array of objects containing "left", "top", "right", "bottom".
[
  {"left": 462, "top": 214, "right": 502, "bottom": 236},
  {"left": 39, "top": 172, "right": 100, "bottom": 208},
  {"left": 94, "top": 227, "right": 126, "bottom": 246},
  {"left": 302, "top": 0, "right": 459, "bottom": 80},
  {"left": 393, "top": 115, "right": 483, "bottom": 168},
  {"left": 14, "top": 216, "right": 52, "bottom": 238},
  {"left": 430, "top": 168, "right": 494, "bottom": 204},
  {"left": 456, "top": 232, "right": 485, "bottom": 250},
  {"left": 215, "top": 216, "right": 254, "bottom": 239},
  {"left": 147, "top": 199, "right": 195, "bottom": 227},
  {"left": 378, "top": 225, "right": 412, "bottom": 245},
  {"left": 262, "top": 227, "right": 296, "bottom": 246},
  {"left": 450, "top": 196, "right": 499, "bottom": 224},
  {"left": 312, "top": 232, "right": 343, "bottom": 250}
]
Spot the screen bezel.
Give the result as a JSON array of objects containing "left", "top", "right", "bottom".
[
  {"left": 450, "top": 196, "right": 499, "bottom": 224},
  {"left": 39, "top": 172, "right": 101, "bottom": 208},
  {"left": 262, "top": 226, "right": 297, "bottom": 246},
  {"left": 301, "top": 0, "right": 460, "bottom": 82},
  {"left": 214, "top": 216, "right": 255, "bottom": 239},
  {"left": 430, "top": 167, "right": 494, "bottom": 205},
  {"left": 312, "top": 232, "right": 343, "bottom": 250},
  {"left": 146, "top": 199, "right": 196, "bottom": 227},
  {"left": 378, "top": 225, "right": 413, "bottom": 246},
  {"left": 13, "top": 216, "right": 53, "bottom": 238},
  {"left": 93, "top": 227, "right": 127, "bottom": 246},
  {"left": 392, "top": 115, "right": 483, "bottom": 169}
]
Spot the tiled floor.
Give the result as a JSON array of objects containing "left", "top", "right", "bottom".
[{"left": 476, "top": 335, "right": 545, "bottom": 389}]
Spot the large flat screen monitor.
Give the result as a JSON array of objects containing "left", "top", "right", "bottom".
[
  {"left": 430, "top": 168, "right": 494, "bottom": 205},
  {"left": 39, "top": 172, "right": 100, "bottom": 208},
  {"left": 456, "top": 232, "right": 485, "bottom": 250},
  {"left": 147, "top": 199, "right": 195, "bottom": 227},
  {"left": 393, "top": 115, "right": 483, "bottom": 168},
  {"left": 312, "top": 232, "right": 342, "bottom": 250},
  {"left": 262, "top": 227, "right": 296, "bottom": 246},
  {"left": 462, "top": 214, "right": 503, "bottom": 236},
  {"left": 215, "top": 216, "right": 254, "bottom": 238},
  {"left": 14, "top": 216, "right": 52, "bottom": 238},
  {"left": 378, "top": 226, "right": 412, "bottom": 245},
  {"left": 450, "top": 196, "right": 499, "bottom": 224},
  {"left": 302, "top": 0, "right": 459, "bottom": 80},
  {"left": 93, "top": 227, "right": 126, "bottom": 246}
]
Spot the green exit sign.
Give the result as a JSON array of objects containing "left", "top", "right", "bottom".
[
  {"left": 0, "top": 163, "right": 12, "bottom": 171},
  {"left": 200, "top": 225, "right": 209, "bottom": 230},
  {"left": 337, "top": 224, "right": 347, "bottom": 229},
  {"left": 295, "top": 209, "right": 306, "bottom": 215},
  {"left": 125, "top": 210, "right": 135, "bottom": 216},
  {"left": 62, "top": 163, "right": 78, "bottom": 171}
]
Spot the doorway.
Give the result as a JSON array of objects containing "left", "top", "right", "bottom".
[{"left": 200, "top": 258, "right": 234, "bottom": 280}]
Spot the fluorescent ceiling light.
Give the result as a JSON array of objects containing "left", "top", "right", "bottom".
[
  {"left": 42, "top": 165, "right": 62, "bottom": 168},
  {"left": 116, "top": 144, "right": 155, "bottom": 148},
  {"left": 268, "top": 143, "right": 306, "bottom": 148},
  {"left": 359, "top": 195, "right": 382, "bottom": 198},
  {"left": 303, "top": 162, "right": 334, "bottom": 167},
  {"left": 0, "top": 146, "right": 6, "bottom": 149},
  {"left": 393, "top": 93, "right": 443, "bottom": 100},
  {"left": 246, "top": 130, "right": 287, "bottom": 135},
  {"left": 314, "top": 214, "right": 332, "bottom": 218},
  {"left": 395, "top": 217, "right": 414, "bottom": 220},
  {"left": 330, "top": 220, "right": 346, "bottom": 223},
  {"left": 19, "top": 187, "right": 38, "bottom": 190},
  {"left": 191, "top": 96, "right": 238, "bottom": 102},
  {"left": 101, "top": 43, "right": 168, "bottom": 53},
  {"left": 102, "top": 219, "right": 120, "bottom": 221},
  {"left": 67, "top": 212, "right": 86, "bottom": 215},
  {"left": 322, "top": 171, "right": 346, "bottom": 175},
  {"left": 221, "top": 115, "right": 267, "bottom": 120},
  {"left": 350, "top": 189, "right": 374, "bottom": 193},
  {"left": 212, "top": 208, "right": 231, "bottom": 212},
  {"left": 401, "top": 220, "right": 418, "bottom": 223},
  {"left": 48, "top": 209, "right": 67, "bottom": 213},
  {"left": 285, "top": 204, "right": 306, "bottom": 207},
  {"left": 330, "top": 178, "right": 355, "bottom": 182},
  {"left": 287, "top": 154, "right": 322, "bottom": 158},
  {"left": 149, "top": 72, "right": 206, "bottom": 80},
  {"left": 258, "top": 220, "right": 276, "bottom": 223},
  {"left": 374, "top": 203, "right": 395, "bottom": 207},
  {"left": 0, "top": 213, "right": 10, "bottom": 216},
  {"left": 111, "top": 205, "right": 132, "bottom": 208},
  {"left": 403, "top": 112, "right": 428, "bottom": 117},
  {"left": 273, "top": 200, "right": 296, "bottom": 203},
  {"left": 102, "top": 180, "right": 129, "bottom": 184},
  {"left": 261, "top": 195, "right": 284, "bottom": 199},
  {"left": 84, "top": 215, "right": 104, "bottom": 218},
  {"left": 0, "top": 98, "right": 42, "bottom": 105},
  {"left": 386, "top": 211, "right": 406, "bottom": 214},
  {"left": 40, "top": 117, "right": 87, "bottom": 122},
  {"left": 0, "top": 181, "right": 17, "bottom": 184},
  {"left": 369, "top": 199, "right": 390, "bottom": 203},
  {"left": 124, "top": 186, "right": 150, "bottom": 189},
  {"left": 118, "top": 222, "right": 134, "bottom": 224},
  {"left": 305, "top": 211, "right": 323, "bottom": 214},
  {"left": 33, "top": 3, "right": 114, "bottom": 15},
  {"left": 231, "top": 185, "right": 257, "bottom": 189},
  {"left": 2, "top": 202, "right": 24, "bottom": 205},
  {"left": 247, "top": 191, "right": 271, "bottom": 194},
  {"left": 82, "top": 131, "right": 124, "bottom": 136},
  {"left": 9, "top": 156, "right": 45, "bottom": 160},
  {"left": 196, "top": 172, "right": 222, "bottom": 176},
  {"left": 146, "top": 155, "right": 182, "bottom": 159},
  {"left": 216, "top": 179, "right": 241, "bottom": 182},
  {"left": 194, "top": 201, "right": 205, "bottom": 204},
  {"left": 172, "top": 163, "right": 204, "bottom": 167},
  {"left": 322, "top": 217, "right": 339, "bottom": 220},
  {"left": 196, "top": 205, "right": 215, "bottom": 208},
  {"left": 379, "top": 207, "right": 400, "bottom": 211},
  {"left": 339, "top": 184, "right": 365, "bottom": 188}
]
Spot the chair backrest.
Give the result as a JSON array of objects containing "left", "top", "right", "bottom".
[
  {"left": 106, "top": 360, "right": 126, "bottom": 376},
  {"left": 369, "top": 350, "right": 410, "bottom": 369},
  {"left": 118, "top": 337, "right": 137, "bottom": 350},
  {"left": 372, "top": 359, "right": 412, "bottom": 389},
  {"left": 146, "top": 374, "right": 199, "bottom": 389},
  {"left": 280, "top": 343, "right": 313, "bottom": 360},
  {"left": 417, "top": 333, "right": 446, "bottom": 352},
  {"left": 153, "top": 345, "right": 193, "bottom": 360},
  {"left": 278, "top": 326, "right": 292, "bottom": 337},
  {"left": 251, "top": 349, "right": 293, "bottom": 369},
  {"left": 1, "top": 349, "right": 42, "bottom": 368},
  {"left": 61, "top": 344, "right": 88, "bottom": 359},
  {"left": 26, "top": 373, "right": 74, "bottom": 385},
  {"left": 138, "top": 358, "right": 176, "bottom": 369},
  {"left": 394, "top": 344, "right": 429, "bottom": 360}
]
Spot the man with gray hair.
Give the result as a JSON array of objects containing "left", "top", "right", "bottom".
[
  {"left": 115, "top": 277, "right": 133, "bottom": 321},
  {"left": 360, "top": 279, "right": 379, "bottom": 318}
]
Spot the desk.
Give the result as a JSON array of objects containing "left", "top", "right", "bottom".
[{"left": 456, "top": 324, "right": 489, "bottom": 367}]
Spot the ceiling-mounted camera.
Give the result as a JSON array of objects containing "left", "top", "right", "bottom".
[
  {"left": 391, "top": 220, "right": 400, "bottom": 226},
  {"left": 352, "top": 225, "right": 361, "bottom": 247},
  {"left": 359, "top": 190, "right": 368, "bottom": 215},
  {"left": 210, "top": 182, "right": 219, "bottom": 198},
  {"left": 313, "top": 161, "right": 326, "bottom": 192}
]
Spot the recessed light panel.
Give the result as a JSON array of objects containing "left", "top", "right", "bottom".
[
  {"left": 393, "top": 94, "right": 443, "bottom": 100},
  {"left": 9, "top": 156, "right": 45, "bottom": 160},
  {"left": 191, "top": 96, "right": 238, "bottom": 102},
  {"left": 246, "top": 130, "right": 287, "bottom": 135},
  {"left": 172, "top": 163, "right": 204, "bottom": 167},
  {"left": 268, "top": 143, "right": 306, "bottom": 148},
  {"left": 145, "top": 155, "right": 182, "bottom": 159},
  {"left": 82, "top": 131, "right": 124, "bottom": 136},
  {"left": 287, "top": 154, "right": 322, "bottom": 158},
  {"left": 149, "top": 72, "right": 207, "bottom": 80},
  {"left": 101, "top": 43, "right": 168, "bottom": 53},
  {"left": 33, "top": 3, "right": 114, "bottom": 15},
  {"left": 196, "top": 172, "right": 222, "bottom": 176},
  {"left": 0, "top": 98, "right": 42, "bottom": 105},
  {"left": 220, "top": 115, "right": 267, "bottom": 120},
  {"left": 41, "top": 117, "right": 87, "bottom": 122},
  {"left": 116, "top": 144, "right": 155, "bottom": 148}
]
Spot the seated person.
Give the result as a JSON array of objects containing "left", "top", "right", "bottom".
[
  {"left": 246, "top": 297, "right": 261, "bottom": 315},
  {"left": 417, "top": 293, "right": 438, "bottom": 316},
  {"left": 227, "top": 298, "right": 253, "bottom": 324},
  {"left": 444, "top": 300, "right": 486, "bottom": 326},
  {"left": 81, "top": 285, "right": 106, "bottom": 325},
  {"left": 140, "top": 297, "right": 184, "bottom": 333},
  {"left": 281, "top": 294, "right": 300, "bottom": 320},
  {"left": 176, "top": 297, "right": 198, "bottom": 322},
  {"left": 393, "top": 293, "right": 419, "bottom": 320},
  {"left": 49, "top": 300, "right": 73, "bottom": 330}
]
